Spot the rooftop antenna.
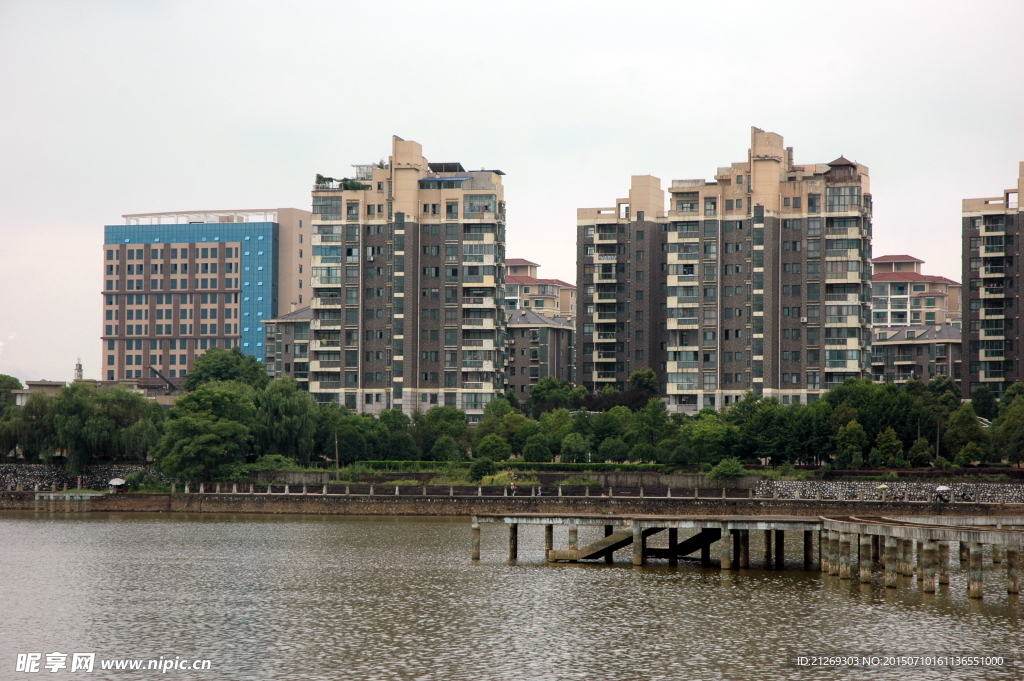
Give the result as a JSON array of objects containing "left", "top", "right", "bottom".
[{"left": 74, "top": 357, "right": 83, "bottom": 382}]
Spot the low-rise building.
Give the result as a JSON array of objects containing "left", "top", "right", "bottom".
[
  {"left": 870, "top": 255, "right": 961, "bottom": 327},
  {"left": 506, "top": 309, "right": 575, "bottom": 397},
  {"left": 504, "top": 258, "right": 576, "bottom": 320},
  {"left": 264, "top": 306, "right": 313, "bottom": 390},
  {"left": 870, "top": 324, "right": 961, "bottom": 385}
]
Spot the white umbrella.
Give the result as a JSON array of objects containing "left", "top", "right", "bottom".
[
  {"left": 108, "top": 478, "right": 126, "bottom": 486},
  {"left": 935, "top": 485, "right": 951, "bottom": 492},
  {"left": 876, "top": 484, "right": 889, "bottom": 489}
]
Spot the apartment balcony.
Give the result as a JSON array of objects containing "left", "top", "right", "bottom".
[
  {"left": 309, "top": 359, "right": 343, "bottom": 371},
  {"left": 462, "top": 296, "right": 495, "bottom": 307},
  {"left": 310, "top": 339, "right": 342, "bottom": 350},
  {"left": 982, "top": 349, "right": 1005, "bottom": 359},
  {"left": 984, "top": 246, "right": 1005, "bottom": 255},
  {"left": 595, "top": 332, "right": 618, "bottom": 342},
  {"left": 593, "top": 350, "right": 618, "bottom": 360},
  {"left": 981, "top": 287, "right": 1005, "bottom": 299},
  {"left": 982, "top": 329, "right": 1006, "bottom": 338},
  {"left": 309, "top": 380, "right": 342, "bottom": 391},
  {"left": 461, "top": 255, "right": 495, "bottom": 266},
  {"left": 462, "top": 381, "right": 494, "bottom": 391},
  {"left": 825, "top": 248, "right": 859, "bottom": 260},
  {"left": 671, "top": 274, "right": 699, "bottom": 284},
  {"left": 826, "top": 271, "right": 861, "bottom": 282},
  {"left": 311, "top": 276, "right": 342, "bottom": 286},
  {"left": 595, "top": 292, "right": 618, "bottom": 301},
  {"left": 982, "top": 266, "right": 1005, "bottom": 277},
  {"left": 461, "top": 339, "right": 495, "bottom": 350},
  {"left": 596, "top": 253, "right": 618, "bottom": 262},
  {"left": 894, "top": 355, "right": 915, "bottom": 364},
  {"left": 981, "top": 370, "right": 1005, "bottom": 381},
  {"left": 461, "top": 360, "right": 495, "bottom": 371},
  {"left": 893, "top": 374, "right": 916, "bottom": 383},
  {"left": 826, "top": 293, "right": 860, "bottom": 303},
  {"left": 825, "top": 315, "right": 859, "bottom": 325},
  {"left": 311, "top": 234, "right": 343, "bottom": 245},
  {"left": 462, "top": 232, "right": 496, "bottom": 244},
  {"left": 596, "top": 233, "right": 618, "bottom": 241},
  {"left": 667, "top": 382, "right": 699, "bottom": 393},
  {"left": 825, "top": 360, "right": 861, "bottom": 371},
  {"left": 595, "top": 312, "right": 619, "bottom": 320},
  {"left": 594, "top": 371, "right": 618, "bottom": 381},
  {"left": 311, "top": 297, "right": 343, "bottom": 309},
  {"left": 870, "top": 354, "right": 885, "bottom": 365},
  {"left": 667, "top": 317, "right": 699, "bottom": 329},
  {"left": 981, "top": 308, "right": 1005, "bottom": 318},
  {"left": 461, "top": 318, "right": 495, "bottom": 330},
  {"left": 310, "top": 319, "right": 344, "bottom": 329}
]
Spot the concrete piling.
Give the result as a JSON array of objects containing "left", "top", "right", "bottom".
[
  {"left": 471, "top": 519, "right": 481, "bottom": 560},
  {"left": 938, "top": 542, "right": 950, "bottom": 585},
  {"left": 960, "top": 541, "right": 969, "bottom": 562},
  {"left": 633, "top": 524, "right": 644, "bottom": 566},
  {"left": 871, "top": 535, "right": 881, "bottom": 563},
  {"left": 774, "top": 530, "right": 785, "bottom": 569},
  {"left": 731, "top": 530, "right": 741, "bottom": 569},
  {"left": 839, "top": 534, "right": 852, "bottom": 580},
  {"left": 605, "top": 525, "right": 614, "bottom": 563},
  {"left": 922, "top": 540, "right": 937, "bottom": 593},
  {"left": 569, "top": 520, "right": 579, "bottom": 552},
  {"left": 764, "top": 530, "right": 773, "bottom": 568},
  {"left": 968, "top": 542, "right": 984, "bottom": 599},
  {"left": 720, "top": 538, "right": 732, "bottom": 570},
  {"left": 884, "top": 536, "right": 898, "bottom": 588},
  {"left": 1006, "top": 547, "right": 1020, "bottom": 595},
  {"left": 668, "top": 528, "right": 678, "bottom": 567},
  {"left": 805, "top": 530, "right": 815, "bottom": 569},
  {"left": 821, "top": 530, "right": 830, "bottom": 573},
  {"left": 916, "top": 541, "right": 924, "bottom": 582},
  {"left": 544, "top": 524, "right": 554, "bottom": 554},
  {"left": 859, "top": 534, "right": 873, "bottom": 583},
  {"left": 739, "top": 530, "right": 750, "bottom": 569},
  {"left": 992, "top": 545, "right": 1004, "bottom": 564},
  {"left": 508, "top": 524, "right": 518, "bottom": 562}
]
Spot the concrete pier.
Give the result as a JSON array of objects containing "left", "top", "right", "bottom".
[
  {"left": 508, "top": 523, "right": 518, "bottom": 562},
  {"left": 764, "top": 530, "right": 773, "bottom": 568},
  {"left": 1007, "top": 548, "right": 1020, "bottom": 595},
  {"left": 938, "top": 542, "right": 950, "bottom": 585},
  {"left": 471, "top": 521, "right": 480, "bottom": 560},
  {"left": 916, "top": 540, "right": 924, "bottom": 582},
  {"left": 922, "top": 540, "right": 937, "bottom": 593},
  {"left": 839, "top": 534, "right": 852, "bottom": 580},
  {"left": 739, "top": 530, "right": 750, "bottom": 569},
  {"left": 668, "top": 528, "right": 678, "bottom": 567},
  {"left": 968, "top": 542, "right": 983, "bottom": 598},
  {"left": 992, "top": 545, "right": 1004, "bottom": 564},
  {"left": 859, "top": 534, "right": 872, "bottom": 583},
  {"left": 633, "top": 524, "right": 644, "bottom": 566},
  {"left": 884, "top": 536, "right": 898, "bottom": 588},
  {"left": 544, "top": 524, "right": 554, "bottom": 554},
  {"left": 604, "top": 525, "right": 614, "bottom": 564},
  {"left": 804, "top": 530, "right": 814, "bottom": 569},
  {"left": 774, "top": 530, "right": 785, "bottom": 569}
]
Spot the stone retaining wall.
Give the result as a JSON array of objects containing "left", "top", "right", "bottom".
[
  {"left": 755, "top": 479, "right": 1024, "bottom": 503},
  {"left": 0, "top": 464, "right": 163, "bottom": 491}
]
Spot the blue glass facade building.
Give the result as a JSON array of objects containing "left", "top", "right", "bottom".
[{"left": 104, "top": 222, "right": 280, "bottom": 361}]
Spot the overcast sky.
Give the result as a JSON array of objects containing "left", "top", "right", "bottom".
[{"left": 1, "top": 1, "right": 1022, "bottom": 383}]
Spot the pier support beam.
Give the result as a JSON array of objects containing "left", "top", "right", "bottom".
[
  {"left": 701, "top": 538, "right": 711, "bottom": 567},
  {"left": 960, "top": 541, "right": 969, "bottom": 563},
  {"left": 992, "top": 545, "right": 1004, "bottom": 564},
  {"left": 968, "top": 542, "right": 983, "bottom": 599},
  {"left": 605, "top": 525, "right": 614, "bottom": 564},
  {"left": 569, "top": 520, "right": 579, "bottom": 553},
  {"left": 1006, "top": 547, "right": 1020, "bottom": 595},
  {"left": 739, "top": 530, "right": 750, "bottom": 569},
  {"left": 922, "top": 540, "right": 937, "bottom": 593},
  {"left": 632, "top": 524, "right": 643, "bottom": 566},
  {"left": 508, "top": 524, "right": 518, "bottom": 563},
  {"left": 872, "top": 535, "right": 881, "bottom": 564},
  {"left": 764, "top": 530, "right": 773, "bottom": 568},
  {"left": 839, "top": 534, "right": 851, "bottom": 580},
  {"left": 731, "top": 530, "right": 741, "bottom": 569},
  {"left": 828, "top": 531, "right": 840, "bottom": 576},
  {"left": 804, "top": 530, "right": 814, "bottom": 569},
  {"left": 668, "top": 529, "right": 678, "bottom": 567},
  {"left": 884, "top": 536, "right": 898, "bottom": 588},
  {"left": 720, "top": 537, "right": 732, "bottom": 570},
  {"left": 544, "top": 524, "right": 553, "bottom": 555},
  {"left": 471, "top": 520, "right": 481, "bottom": 561},
  {"left": 774, "top": 530, "right": 785, "bottom": 569},
  {"left": 938, "top": 542, "right": 950, "bottom": 585},
  {"left": 859, "top": 534, "right": 873, "bottom": 583},
  {"left": 916, "top": 541, "right": 924, "bottom": 582}
]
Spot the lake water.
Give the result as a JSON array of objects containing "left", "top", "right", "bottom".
[{"left": 1, "top": 512, "right": 1022, "bottom": 680}]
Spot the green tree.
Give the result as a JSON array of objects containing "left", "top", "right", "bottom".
[
  {"left": 527, "top": 377, "right": 573, "bottom": 415},
  {"left": 944, "top": 403, "right": 990, "bottom": 460},
  {"left": 0, "top": 374, "right": 23, "bottom": 417},
  {"left": 183, "top": 347, "right": 269, "bottom": 391},
  {"left": 955, "top": 441, "right": 985, "bottom": 468},
  {"left": 993, "top": 399, "right": 1024, "bottom": 466},
  {"left": 874, "top": 427, "right": 904, "bottom": 468},
  {"left": 502, "top": 389, "right": 521, "bottom": 413},
  {"left": 522, "top": 434, "right": 552, "bottom": 462},
  {"left": 413, "top": 406, "right": 468, "bottom": 454},
  {"left": 999, "top": 382, "right": 1024, "bottom": 416},
  {"left": 538, "top": 408, "right": 574, "bottom": 455},
  {"left": 630, "top": 441, "right": 657, "bottom": 462},
  {"left": 907, "top": 437, "right": 935, "bottom": 467},
  {"left": 628, "top": 369, "right": 659, "bottom": 397},
  {"left": 971, "top": 385, "right": 998, "bottom": 421},
  {"left": 429, "top": 434, "right": 464, "bottom": 462},
  {"left": 475, "top": 433, "right": 512, "bottom": 461},
  {"left": 154, "top": 415, "right": 251, "bottom": 481},
  {"left": 597, "top": 436, "right": 628, "bottom": 462},
  {"left": 254, "top": 378, "right": 318, "bottom": 465},
  {"left": 560, "top": 432, "right": 591, "bottom": 463},
  {"left": 833, "top": 420, "right": 868, "bottom": 470},
  {"left": 626, "top": 398, "right": 669, "bottom": 447},
  {"left": 0, "top": 392, "right": 53, "bottom": 462}
]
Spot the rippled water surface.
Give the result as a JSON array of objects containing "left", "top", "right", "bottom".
[{"left": 1, "top": 512, "right": 1022, "bottom": 680}]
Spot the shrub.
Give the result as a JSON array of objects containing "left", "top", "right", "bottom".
[
  {"left": 707, "top": 457, "right": 745, "bottom": 483},
  {"left": 469, "top": 458, "right": 498, "bottom": 481},
  {"left": 522, "top": 434, "right": 552, "bottom": 462},
  {"left": 475, "top": 434, "right": 511, "bottom": 461},
  {"left": 598, "top": 437, "right": 629, "bottom": 462}
]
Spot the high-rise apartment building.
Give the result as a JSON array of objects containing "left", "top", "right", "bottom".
[
  {"left": 870, "top": 255, "right": 961, "bottom": 327},
  {"left": 962, "top": 163, "right": 1022, "bottom": 397},
  {"left": 309, "top": 136, "right": 507, "bottom": 419},
  {"left": 576, "top": 128, "right": 873, "bottom": 411},
  {"left": 870, "top": 325, "right": 961, "bottom": 385},
  {"left": 102, "top": 208, "right": 310, "bottom": 382}
]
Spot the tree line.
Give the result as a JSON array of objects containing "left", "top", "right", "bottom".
[{"left": 2, "top": 348, "right": 1023, "bottom": 481}]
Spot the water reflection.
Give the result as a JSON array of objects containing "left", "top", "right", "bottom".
[{"left": 0, "top": 512, "right": 1020, "bottom": 680}]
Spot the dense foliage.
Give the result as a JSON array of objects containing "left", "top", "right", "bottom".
[{"left": 3, "top": 368, "right": 1024, "bottom": 480}]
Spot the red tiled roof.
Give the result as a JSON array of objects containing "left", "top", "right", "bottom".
[
  {"left": 872, "top": 254, "right": 924, "bottom": 263},
  {"left": 872, "top": 271, "right": 960, "bottom": 285},
  {"left": 506, "top": 275, "right": 542, "bottom": 285},
  {"left": 540, "top": 278, "right": 575, "bottom": 289},
  {"left": 506, "top": 258, "right": 539, "bottom": 267}
]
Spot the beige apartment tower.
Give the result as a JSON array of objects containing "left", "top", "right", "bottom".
[
  {"left": 308, "top": 136, "right": 507, "bottom": 419},
  {"left": 576, "top": 128, "right": 873, "bottom": 411}
]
